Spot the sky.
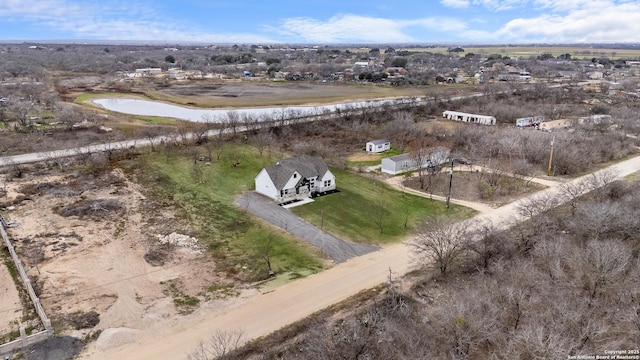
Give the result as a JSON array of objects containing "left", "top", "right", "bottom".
[{"left": 0, "top": 0, "right": 639, "bottom": 44}]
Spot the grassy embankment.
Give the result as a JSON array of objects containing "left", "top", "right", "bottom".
[{"left": 291, "top": 168, "right": 476, "bottom": 245}]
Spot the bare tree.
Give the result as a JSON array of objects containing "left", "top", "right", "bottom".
[
  {"left": 578, "top": 240, "right": 632, "bottom": 301},
  {"left": 188, "top": 329, "right": 245, "bottom": 360},
  {"left": 463, "top": 219, "right": 505, "bottom": 271},
  {"left": 249, "top": 128, "right": 274, "bottom": 157},
  {"left": 224, "top": 111, "right": 240, "bottom": 137},
  {"left": 384, "top": 111, "right": 414, "bottom": 152},
  {"left": 143, "top": 127, "right": 165, "bottom": 152},
  {"left": 409, "top": 217, "right": 469, "bottom": 274},
  {"left": 587, "top": 168, "right": 619, "bottom": 202},
  {"left": 56, "top": 103, "right": 84, "bottom": 131},
  {"left": 205, "top": 133, "right": 225, "bottom": 161},
  {"left": 560, "top": 177, "right": 590, "bottom": 216},
  {"left": 409, "top": 147, "right": 429, "bottom": 190}
]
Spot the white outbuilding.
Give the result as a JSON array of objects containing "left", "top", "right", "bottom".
[{"left": 366, "top": 139, "right": 391, "bottom": 153}]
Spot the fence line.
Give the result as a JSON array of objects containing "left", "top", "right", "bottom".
[
  {"left": 0, "top": 330, "right": 51, "bottom": 355},
  {"left": 0, "top": 215, "right": 53, "bottom": 355}
]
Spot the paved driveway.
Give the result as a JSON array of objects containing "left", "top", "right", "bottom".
[{"left": 235, "top": 192, "right": 379, "bottom": 263}]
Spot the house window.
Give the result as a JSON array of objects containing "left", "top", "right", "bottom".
[
  {"left": 324, "top": 180, "right": 331, "bottom": 187},
  {"left": 293, "top": 173, "right": 297, "bottom": 178}
]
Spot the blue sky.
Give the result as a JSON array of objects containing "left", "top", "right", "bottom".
[{"left": 1, "top": 0, "right": 639, "bottom": 44}]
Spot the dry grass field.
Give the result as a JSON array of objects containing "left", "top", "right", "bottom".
[{"left": 146, "top": 82, "right": 433, "bottom": 108}]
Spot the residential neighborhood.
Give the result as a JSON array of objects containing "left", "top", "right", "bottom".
[{"left": 2, "top": 38, "right": 640, "bottom": 360}]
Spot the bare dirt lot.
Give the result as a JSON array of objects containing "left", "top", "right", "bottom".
[
  {"left": 0, "top": 166, "right": 250, "bottom": 351},
  {"left": 401, "top": 167, "right": 547, "bottom": 207}
]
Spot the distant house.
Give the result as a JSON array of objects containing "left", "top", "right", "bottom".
[
  {"left": 516, "top": 115, "right": 546, "bottom": 128},
  {"left": 443, "top": 111, "right": 496, "bottom": 125},
  {"left": 381, "top": 147, "right": 450, "bottom": 175},
  {"left": 366, "top": 139, "right": 391, "bottom": 153},
  {"left": 539, "top": 119, "right": 573, "bottom": 131},
  {"left": 382, "top": 154, "right": 420, "bottom": 175},
  {"left": 135, "top": 67, "right": 162, "bottom": 74},
  {"left": 255, "top": 156, "right": 336, "bottom": 203},
  {"left": 578, "top": 114, "right": 612, "bottom": 125}
]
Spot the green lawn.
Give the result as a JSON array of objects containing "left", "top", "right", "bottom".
[
  {"left": 348, "top": 148, "right": 404, "bottom": 168},
  {"left": 291, "top": 169, "right": 476, "bottom": 245},
  {"left": 133, "top": 144, "right": 326, "bottom": 281}
]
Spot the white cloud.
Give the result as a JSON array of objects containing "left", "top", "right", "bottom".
[
  {"left": 272, "top": 14, "right": 499, "bottom": 43},
  {"left": 0, "top": 0, "right": 277, "bottom": 43},
  {"left": 274, "top": 15, "right": 415, "bottom": 43},
  {"left": 442, "top": 0, "right": 527, "bottom": 11},
  {"left": 440, "top": 0, "right": 471, "bottom": 9},
  {"left": 472, "top": 0, "right": 527, "bottom": 11},
  {"left": 496, "top": 1, "right": 640, "bottom": 42}
]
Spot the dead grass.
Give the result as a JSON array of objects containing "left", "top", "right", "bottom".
[
  {"left": 148, "top": 82, "right": 430, "bottom": 108},
  {"left": 402, "top": 170, "right": 545, "bottom": 205}
]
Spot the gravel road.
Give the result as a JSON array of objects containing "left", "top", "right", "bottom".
[{"left": 235, "top": 192, "right": 379, "bottom": 263}]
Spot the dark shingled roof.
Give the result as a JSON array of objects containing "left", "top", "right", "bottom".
[{"left": 264, "top": 155, "right": 329, "bottom": 190}]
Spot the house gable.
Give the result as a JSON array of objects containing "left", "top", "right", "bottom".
[{"left": 254, "top": 168, "right": 278, "bottom": 199}]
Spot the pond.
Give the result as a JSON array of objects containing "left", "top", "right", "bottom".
[{"left": 92, "top": 97, "right": 420, "bottom": 123}]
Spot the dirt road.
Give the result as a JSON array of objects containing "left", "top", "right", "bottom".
[{"left": 80, "top": 155, "right": 640, "bottom": 360}]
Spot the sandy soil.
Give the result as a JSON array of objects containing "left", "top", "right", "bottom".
[
  {"left": 0, "top": 167, "right": 236, "bottom": 344},
  {"left": 0, "top": 259, "right": 22, "bottom": 335}
]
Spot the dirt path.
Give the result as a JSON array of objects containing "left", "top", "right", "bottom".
[
  {"left": 79, "top": 154, "right": 640, "bottom": 360},
  {"left": 235, "top": 192, "right": 379, "bottom": 263},
  {"left": 384, "top": 174, "right": 495, "bottom": 213},
  {"left": 0, "top": 260, "right": 22, "bottom": 335}
]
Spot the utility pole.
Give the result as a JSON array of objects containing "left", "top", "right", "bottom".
[
  {"left": 547, "top": 135, "right": 555, "bottom": 176},
  {"left": 446, "top": 159, "right": 454, "bottom": 209}
]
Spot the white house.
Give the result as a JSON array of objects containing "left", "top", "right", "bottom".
[
  {"left": 516, "top": 115, "right": 546, "bottom": 128},
  {"left": 381, "top": 147, "right": 450, "bottom": 175},
  {"left": 255, "top": 156, "right": 336, "bottom": 203},
  {"left": 366, "top": 139, "right": 391, "bottom": 153},
  {"left": 443, "top": 111, "right": 496, "bottom": 125},
  {"left": 382, "top": 154, "right": 415, "bottom": 175}
]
